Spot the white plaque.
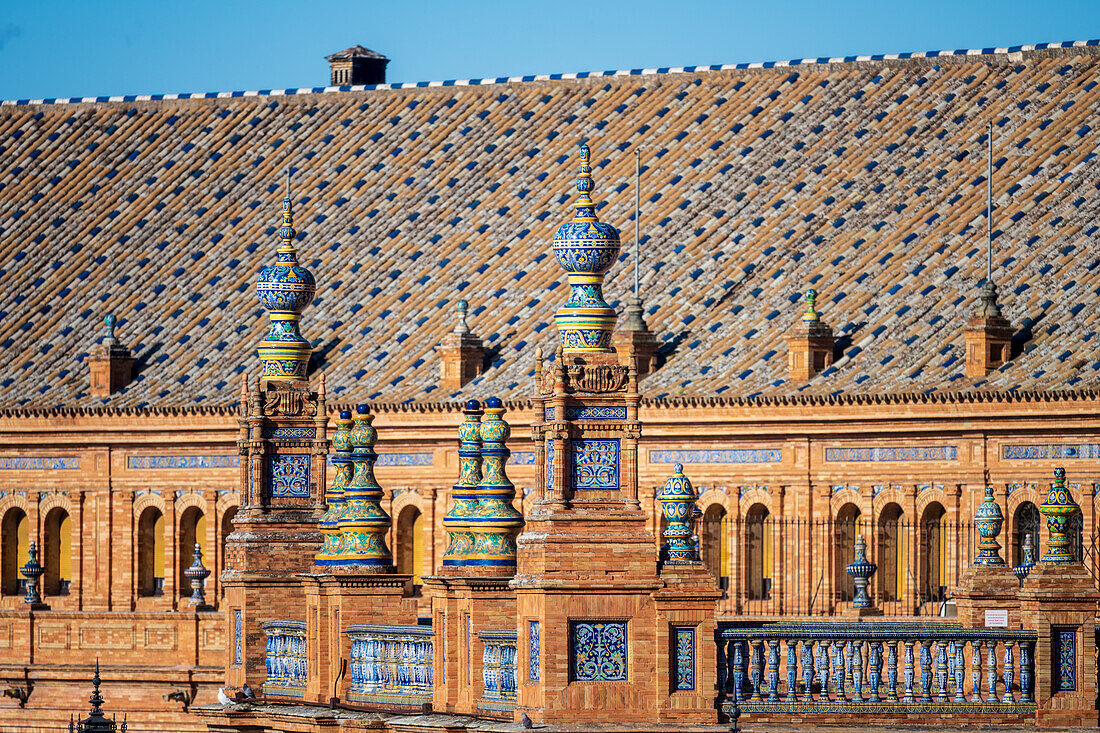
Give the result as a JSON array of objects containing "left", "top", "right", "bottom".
[{"left": 985, "top": 609, "right": 1008, "bottom": 628}]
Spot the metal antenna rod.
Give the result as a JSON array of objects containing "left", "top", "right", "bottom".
[
  {"left": 987, "top": 121, "right": 993, "bottom": 284},
  {"left": 286, "top": 167, "right": 292, "bottom": 199},
  {"left": 634, "top": 148, "right": 641, "bottom": 298}
]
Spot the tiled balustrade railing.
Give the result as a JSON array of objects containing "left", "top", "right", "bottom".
[
  {"left": 478, "top": 630, "right": 518, "bottom": 713},
  {"left": 262, "top": 620, "right": 308, "bottom": 698},
  {"left": 346, "top": 623, "right": 434, "bottom": 708},
  {"left": 717, "top": 622, "right": 1037, "bottom": 717}
]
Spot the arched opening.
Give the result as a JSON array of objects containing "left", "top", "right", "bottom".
[
  {"left": 876, "top": 503, "right": 905, "bottom": 604},
  {"left": 702, "top": 504, "right": 728, "bottom": 588},
  {"left": 920, "top": 502, "right": 947, "bottom": 604},
  {"left": 396, "top": 505, "right": 423, "bottom": 585},
  {"left": 1012, "top": 501, "right": 1040, "bottom": 568},
  {"left": 137, "top": 507, "right": 166, "bottom": 597},
  {"left": 178, "top": 507, "right": 206, "bottom": 599},
  {"left": 834, "top": 503, "right": 861, "bottom": 603},
  {"left": 1, "top": 509, "right": 29, "bottom": 596},
  {"left": 219, "top": 506, "right": 238, "bottom": 598},
  {"left": 43, "top": 508, "right": 71, "bottom": 597},
  {"left": 744, "top": 504, "right": 771, "bottom": 601}
]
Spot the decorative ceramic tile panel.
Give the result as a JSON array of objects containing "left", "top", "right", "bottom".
[
  {"left": 376, "top": 452, "right": 433, "bottom": 467},
  {"left": 267, "top": 454, "right": 311, "bottom": 498},
  {"left": 0, "top": 457, "right": 79, "bottom": 470},
  {"left": 825, "top": 446, "right": 958, "bottom": 462},
  {"left": 510, "top": 451, "right": 536, "bottom": 465},
  {"left": 262, "top": 426, "right": 317, "bottom": 439},
  {"left": 1055, "top": 627, "right": 1077, "bottom": 692},
  {"left": 571, "top": 621, "right": 628, "bottom": 681},
  {"left": 466, "top": 613, "right": 472, "bottom": 685},
  {"left": 529, "top": 620, "right": 540, "bottom": 682},
  {"left": 1003, "top": 443, "right": 1100, "bottom": 460},
  {"left": 649, "top": 449, "right": 781, "bottom": 464},
  {"left": 565, "top": 405, "right": 627, "bottom": 420},
  {"left": 546, "top": 439, "right": 555, "bottom": 494},
  {"left": 675, "top": 627, "right": 695, "bottom": 691},
  {"left": 128, "top": 455, "right": 238, "bottom": 470},
  {"left": 234, "top": 609, "right": 243, "bottom": 666},
  {"left": 572, "top": 439, "right": 620, "bottom": 490}
]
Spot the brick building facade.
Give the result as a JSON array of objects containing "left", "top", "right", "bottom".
[{"left": 1, "top": 41, "right": 1099, "bottom": 728}]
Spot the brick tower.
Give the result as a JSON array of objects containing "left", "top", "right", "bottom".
[
  {"left": 515, "top": 145, "right": 719, "bottom": 725},
  {"left": 222, "top": 189, "right": 329, "bottom": 695}
]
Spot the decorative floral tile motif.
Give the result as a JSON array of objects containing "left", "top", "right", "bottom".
[
  {"left": 128, "top": 454, "right": 238, "bottom": 470},
  {"left": 572, "top": 439, "right": 620, "bottom": 491},
  {"left": 267, "top": 454, "right": 311, "bottom": 498},
  {"left": 234, "top": 609, "right": 243, "bottom": 666},
  {"left": 571, "top": 621, "right": 628, "bottom": 681},
  {"left": 825, "top": 446, "right": 957, "bottom": 462},
  {"left": 1055, "top": 627, "right": 1077, "bottom": 692},
  {"left": 649, "top": 449, "right": 782, "bottom": 464},
  {"left": 529, "top": 620, "right": 540, "bottom": 682},
  {"left": 1003, "top": 443, "right": 1100, "bottom": 460},
  {"left": 0, "top": 456, "right": 80, "bottom": 470},
  {"left": 546, "top": 439, "right": 555, "bottom": 494},
  {"left": 675, "top": 627, "right": 695, "bottom": 691},
  {"left": 565, "top": 405, "right": 627, "bottom": 420}
]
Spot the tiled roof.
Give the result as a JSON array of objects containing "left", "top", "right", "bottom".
[
  {"left": 2, "top": 43, "right": 1100, "bottom": 409},
  {"left": 326, "top": 46, "right": 389, "bottom": 62}
]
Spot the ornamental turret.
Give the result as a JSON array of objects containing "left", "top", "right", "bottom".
[
  {"left": 1039, "top": 466, "right": 1080, "bottom": 564},
  {"left": 441, "top": 400, "right": 483, "bottom": 569},
  {"left": 552, "top": 144, "right": 621, "bottom": 352},
  {"left": 334, "top": 404, "right": 393, "bottom": 568},
  {"left": 470, "top": 397, "right": 523, "bottom": 571},
  {"left": 657, "top": 463, "right": 699, "bottom": 563},
  {"left": 787, "top": 288, "right": 835, "bottom": 381},
  {"left": 256, "top": 191, "right": 316, "bottom": 385},
  {"left": 315, "top": 410, "right": 354, "bottom": 566}
]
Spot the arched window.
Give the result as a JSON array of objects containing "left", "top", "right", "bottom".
[
  {"left": 137, "top": 507, "right": 166, "bottom": 597},
  {"left": 396, "top": 506, "right": 423, "bottom": 584},
  {"left": 1, "top": 509, "right": 28, "bottom": 596},
  {"left": 219, "top": 506, "right": 238, "bottom": 597},
  {"left": 876, "top": 503, "right": 905, "bottom": 604},
  {"left": 920, "top": 502, "right": 947, "bottom": 603},
  {"left": 43, "top": 508, "right": 71, "bottom": 597},
  {"left": 745, "top": 504, "right": 771, "bottom": 601},
  {"left": 702, "top": 504, "right": 728, "bottom": 583},
  {"left": 178, "top": 507, "right": 206, "bottom": 599},
  {"left": 1012, "top": 501, "right": 1040, "bottom": 568},
  {"left": 834, "top": 503, "right": 861, "bottom": 603}
]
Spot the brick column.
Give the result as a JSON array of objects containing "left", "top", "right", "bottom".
[{"left": 70, "top": 490, "right": 84, "bottom": 611}]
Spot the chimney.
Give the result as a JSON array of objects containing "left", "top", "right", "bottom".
[
  {"left": 787, "top": 289, "right": 835, "bottom": 381},
  {"left": 325, "top": 46, "right": 389, "bottom": 86},
  {"left": 89, "top": 314, "right": 134, "bottom": 398},
  {"left": 613, "top": 296, "right": 659, "bottom": 378},
  {"left": 964, "top": 281, "right": 1013, "bottom": 378},
  {"left": 439, "top": 300, "right": 484, "bottom": 391}
]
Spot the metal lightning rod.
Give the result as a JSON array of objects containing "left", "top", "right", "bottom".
[
  {"left": 987, "top": 121, "right": 993, "bottom": 285},
  {"left": 634, "top": 148, "right": 641, "bottom": 298}
]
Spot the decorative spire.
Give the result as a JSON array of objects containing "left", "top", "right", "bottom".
[
  {"left": 973, "top": 485, "right": 1006, "bottom": 566},
  {"left": 21, "top": 541, "right": 47, "bottom": 610},
  {"left": 315, "top": 409, "right": 354, "bottom": 566},
  {"left": 183, "top": 543, "right": 211, "bottom": 609},
  {"left": 256, "top": 177, "right": 316, "bottom": 385},
  {"left": 470, "top": 397, "right": 524, "bottom": 570},
  {"left": 552, "top": 144, "right": 621, "bottom": 352},
  {"left": 334, "top": 404, "right": 393, "bottom": 568},
  {"left": 72, "top": 659, "right": 125, "bottom": 732},
  {"left": 1038, "top": 466, "right": 1081, "bottom": 564},
  {"left": 657, "top": 463, "right": 700, "bottom": 563},
  {"left": 102, "top": 314, "right": 119, "bottom": 347},
  {"left": 1014, "top": 532, "right": 1036, "bottom": 580},
  {"left": 801, "top": 289, "right": 820, "bottom": 323},
  {"left": 454, "top": 300, "right": 470, "bottom": 335},
  {"left": 442, "top": 400, "right": 483, "bottom": 568},
  {"left": 845, "top": 535, "right": 878, "bottom": 610}
]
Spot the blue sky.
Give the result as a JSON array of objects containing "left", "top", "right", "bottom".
[{"left": 1, "top": 0, "right": 1099, "bottom": 99}]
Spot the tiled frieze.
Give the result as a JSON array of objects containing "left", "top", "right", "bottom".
[
  {"left": 545, "top": 405, "right": 627, "bottom": 421},
  {"left": 824, "top": 446, "right": 958, "bottom": 462},
  {"left": 0, "top": 456, "right": 79, "bottom": 470},
  {"left": 649, "top": 448, "right": 782, "bottom": 464},
  {"left": 127, "top": 455, "right": 237, "bottom": 470},
  {"left": 1002, "top": 443, "right": 1100, "bottom": 460}
]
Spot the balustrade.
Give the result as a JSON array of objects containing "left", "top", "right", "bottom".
[
  {"left": 478, "top": 630, "right": 518, "bottom": 713},
  {"left": 717, "top": 622, "right": 1035, "bottom": 718},
  {"left": 346, "top": 623, "right": 433, "bottom": 707},
  {"left": 262, "top": 620, "right": 308, "bottom": 698}
]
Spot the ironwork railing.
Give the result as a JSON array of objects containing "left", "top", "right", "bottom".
[
  {"left": 346, "top": 623, "right": 433, "bottom": 708},
  {"left": 261, "top": 620, "right": 307, "bottom": 698},
  {"left": 717, "top": 622, "right": 1036, "bottom": 717},
  {"left": 478, "top": 630, "right": 518, "bottom": 713}
]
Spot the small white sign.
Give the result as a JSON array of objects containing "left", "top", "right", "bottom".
[{"left": 985, "top": 609, "right": 1008, "bottom": 628}]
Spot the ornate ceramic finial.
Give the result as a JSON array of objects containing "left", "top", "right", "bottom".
[
  {"left": 845, "top": 535, "right": 878, "bottom": 609},
  {"left": 454, "top": 300, "right": 470, "bottom": 335},
  {"left": 657, "top": 463, "right": 700, "bottom": 563},
  {"left": 1014, "top": 532, "right": 1036, "bottom": 580},
  {"left": 334, "top": 404, "right": 393, "bottom": 568},
  {"left": 20, "top": 542, "right": 47, "bottom": 609},
  {"left": 552, "top": 143, "right": 621, "bottom": 352},
  {"left": 801, "top": 289, "right": 820, "bottom": 323},
  {"left": 973, "top": 485, "right": 1006, "bottom": 566},
  {"left": 102, "top": 314, "right": 119, "bottom": 346},
  {"left": 315, "top": 409, "right": 355, "bottom": 566},
  {"left": 1039, "top": 466, "right": 1080, "bottom": 564},
  {"left": 256, "top": 187, "right": 316, "bottom": 384},
  {"left": 183, "top": 543, "right": 211, "bottom": 608},
  {"left": 471, "top": 396, "right": 524, "bottom": 570},
  {"left": 442, "top": 399, "right": 483, "bottom": 568}
]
